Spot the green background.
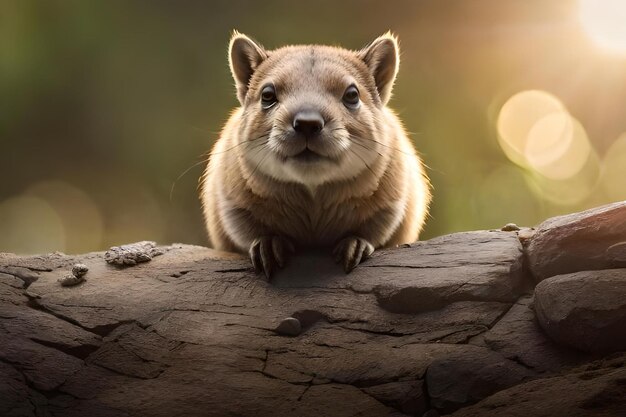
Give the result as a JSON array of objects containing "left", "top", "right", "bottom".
[{"left": 1, "top": 0, "right": 625, "bottom": 254}]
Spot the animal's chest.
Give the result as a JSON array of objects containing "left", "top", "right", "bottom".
[{"left": 265, "top": 197, "right": 361, "bottom": 245}]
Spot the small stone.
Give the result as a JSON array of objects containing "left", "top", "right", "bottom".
[
  {"left": 71, "top": 263, "right": 89, "bottom": 277},
  {"left": 149, "top": 247, "right": 165, "bottom": 257},
  {"left": 517, "top": 228, "right": 535, "bottom": 248},
  {"left": 104, "top": 241, "right": 163, "bottom": 266},
  {"left": 275, "top": 317, "right": 302, "bottom": 336},
  {"left": 58, "top": 273, "right": 85, "bottom": 287},
  {"left": 501, "top": 223, "right": 520, "bottom": 232}
]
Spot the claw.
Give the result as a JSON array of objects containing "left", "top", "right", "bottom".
[
  {"left": 272, "top": 237, "right": 285, "bottom": 268},
  {"left": 333, "top": 236, "right": 374, "bottom": 273},
  {"left": 248, "top": 236, "right": 293, "bottom": 279},
  {"left": 249, "top": 239, "right": 263, "bottom": 274}
]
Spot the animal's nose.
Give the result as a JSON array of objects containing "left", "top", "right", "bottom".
[{"left": 293, "top": 111, "right": 325, "bottom": 137}]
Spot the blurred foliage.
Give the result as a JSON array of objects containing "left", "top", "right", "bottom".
[{"left": 1, "top": 0, "right": 625, "bottom": 254}]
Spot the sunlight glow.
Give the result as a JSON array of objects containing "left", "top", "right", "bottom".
[{"left": 579, "top": 0, "right": 626, "bottom": 54}]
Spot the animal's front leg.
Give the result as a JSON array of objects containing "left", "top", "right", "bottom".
[
  {"left": 333, "top": 236, "right": 375, "bottom": 273},
  {"left": 249, "top": 236, "right": 295, "bottom": 279}
]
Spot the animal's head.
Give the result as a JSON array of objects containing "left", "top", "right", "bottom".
[{"left": 228, "top": 32, "right": 400, "bottom": 187}]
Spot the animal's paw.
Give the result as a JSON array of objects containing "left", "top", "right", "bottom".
[
  {"left": 333, "top": 236, "right": 375, "bottom": 273},
  {"left": 249, "top": 236, "right": 295, "bottom": 279}
]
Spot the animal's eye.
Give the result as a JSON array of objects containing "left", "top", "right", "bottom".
[
  {"left": 342, "top": 85, "right": 360, "bottom": 108},
  {"left": 261, "top": 84, "right": 277, "bottom": 109}
]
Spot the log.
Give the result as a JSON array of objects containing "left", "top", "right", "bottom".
[{"left": 1, "top": 203, "right": 625, "bottom": 416}]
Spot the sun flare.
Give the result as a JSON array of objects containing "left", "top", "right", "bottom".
[{"left": 579, "top": 0, "right": 626, "bottom": 54}]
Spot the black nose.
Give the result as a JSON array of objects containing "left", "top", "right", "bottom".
[{"left": 293, "top": 111, "right": 325, "bottom": 137}]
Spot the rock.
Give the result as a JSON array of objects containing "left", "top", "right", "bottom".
[
  {"left": 275, "top": 317, "right": 302, "bottom": 336},
  {"left": 59, "top": 264, "right": 89, "bottom": 286},
  {"left": 607, "top": 242, "right": 626, "bottom": 263},
  {"left": 0, "top": 303, "right": 101, "bottom": 356},
  {"left": 0, "top": 265, "right": 40, "bottom": 288},
  {"left": 71, "top": 264, "right": 89, "bottom": 277},
  {"left": 501, "top": 223, "right": 520, "bottom": 231},
  {"left": 0, "top": 337, "right": 84, "bottom": 392},
  {"left": 527, "top": 201, "right": 626, "bottom": 281},
  {"left": 104, "top": 241, "right": 164, "bottom": 266},
  {"left": 0, "top": 361, "right": 39, "bottom": 417},
  {"left": 296, "top": 384, "right": 399, "bottom": 416},
  {"left": 0, "top": 273, "right": 29, "bottom": 305},
  {"left": 516, "top": 228, "right": 535, "bottom": 248},
  {"left": 469, "top": 296, "right": 586, "bottom": 372},
  {"left": 0, "top": 211, "right": 624, "bottom": 416},
  {"left": 425, "top": 347, "right": 532, "bottom": 413},
  {"left": 277, "top": 231, "right": 528, "bottom": 314},
  {"left": 362, "top": 380, "right": 426, "bottom": 416},
  {"left": 534, "top": 269, "right": 626, "bottom": 353},
  {"left": 451, "top": 353, "right": 626, "bottom": 417},
  {"left": 59, "top": 273, "right": 85, "bottom": 287}
]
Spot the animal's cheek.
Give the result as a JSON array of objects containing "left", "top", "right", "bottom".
[{"left": 240, "top": 116, "right": 266, "bottom": 139}]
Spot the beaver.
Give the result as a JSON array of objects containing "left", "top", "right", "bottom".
[{"left": 201, "top": 31, "right": 431, "bottom": 278}]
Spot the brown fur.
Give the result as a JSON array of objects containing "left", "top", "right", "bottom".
[{"left": 200, "top": 32, "right": 431, "bottom": 269}]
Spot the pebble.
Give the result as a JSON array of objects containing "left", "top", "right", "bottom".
[
  {"left": 58, "top": 273, "right": 85, "bottom": 287},
  {"left": 275, "top": 317, "right": 302, "bottom": 336},
  {"left": 104, "top": 241, "right": 164, "bottom": 266},
  {"left": 72, "top": 263, "right": 89, "bottom": 277},
  {"left": 501, "top": 223, "right": 520, "bottom": 232}
]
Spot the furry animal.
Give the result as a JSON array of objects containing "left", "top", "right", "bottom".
[{"left": 201, "top": 32, "right": 431, "bottom": 277}]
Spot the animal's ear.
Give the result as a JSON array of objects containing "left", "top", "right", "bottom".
[
  {"left": 358, "top": 32, "right": 400, "bottom": 105},
  {"left": 229, "top": 31, "right": 268, "bottom": 104}
]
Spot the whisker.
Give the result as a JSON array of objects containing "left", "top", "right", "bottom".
[
  {"left": 169, "top": 157, "right": 209, "bottom": 202},
  {"left": 351, "top": 140, "right": 383, "bottom": 157},
  {"left": 350, "top": 134, "right": 413, "bottom": 156},
  {"left": 209, "top": 133, "right": 270, "bottom": 156},
  {"left": 249, "top": 148, "right": 273, "bottom": 178},
  {"left": 349, "top": 118, "right": 417, "bottom": 155},
  {"left": 348, "top": 147, "right": 377, "bottom": 177},
  {"left": 170, "top": 133, "right": 271, "bottom": 202}
]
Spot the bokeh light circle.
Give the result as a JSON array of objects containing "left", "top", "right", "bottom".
[
  {"left": 526, "top": 150, "right": 601, "bottom": 206},
  {"left": 525, "top": 113, "right": 591, "bottom": 180},
  {"left": 497, "top": 89, "right": 600, "bottom": 205},
  {"left": 0, "top": 196, "right": 66, "bottom": 254},
  {"left": 579, "top": 0, "right": 626, "bottom": 55},
  {"left": 497, "top": 90, "right": 566, "bottom": 167}
]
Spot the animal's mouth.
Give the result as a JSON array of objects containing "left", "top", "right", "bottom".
[{"left": 290, "top": 148, "right": 328, "bottom": 163}]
